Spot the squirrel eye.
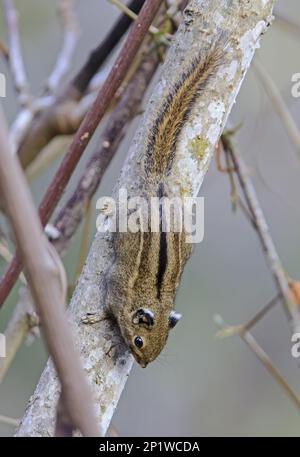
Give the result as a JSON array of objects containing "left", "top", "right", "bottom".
[{"left": 134, "top": 336, "right": 143, "bottom": 349}]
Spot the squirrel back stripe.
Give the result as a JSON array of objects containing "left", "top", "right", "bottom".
[{"left": 146, "top": 34, "right": 227, "bottom": 176}]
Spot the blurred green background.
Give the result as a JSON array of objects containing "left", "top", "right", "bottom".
[{"left": 0, "top": 0, "right": 300, "bottom": 437}]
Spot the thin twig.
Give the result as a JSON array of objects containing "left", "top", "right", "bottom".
[
  {"left": 0, "top": 104, "right": 99, "bottom": 436},
  {"left": 222, "top": 136, "right": 300, "bottom": 335},
  {"left": 46, "top": 0, "right": 80, "bottom": 93},
  {"left": 253, "top": 59, "right": 300, "bottom": 160},
  {"left": 0, "top": 237, "right": 26, "bottom": 284},
  {"left": 108, "top": 0, "right": 162, "bottom": 36},
  {"left": 215, "top": 315, "right": 300, "bottom": 412},
  {"left": 25, "top": 136, "right": 72, "bottom": 182},
  {"left": 244, "top": 295, "right": 280, "bottom": 331},
  {"left": 215, "top": 295, "right": 280, "bottom": 338},
  {"left": 71, "top": 0, "right": 145, "bottom": 94},
  {"left": 0, "top": 0, "right": 163, "bottom": 307},
  {"left": 0, "top": 289, "right": 38, "bottom": 383},
  {"left": 2, "top": 0, "right": 30, "bottom": 106}
]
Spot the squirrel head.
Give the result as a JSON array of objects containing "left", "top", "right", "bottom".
[{"left": 117, "top": 306, "right": 182, "bottom": 367}]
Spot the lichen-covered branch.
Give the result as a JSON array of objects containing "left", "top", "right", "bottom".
[{"left": 16, "top": 0, "right": 276, "bottom": 437}]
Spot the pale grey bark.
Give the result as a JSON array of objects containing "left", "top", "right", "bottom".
[{"left": 16, "top": 0, "right": 276, "bottom": 436}]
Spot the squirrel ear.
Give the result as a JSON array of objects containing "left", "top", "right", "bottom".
[
  {"left": 169, "top": 311, "right": 182, "bottom": 329},
  {"left": 132, "top": 308, "right": 154, "bottom": 328}
]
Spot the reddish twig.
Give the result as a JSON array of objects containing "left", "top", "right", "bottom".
[
  {"left": 72, "top": 0, "right": 145, "bottom": 94},
  {"left": 0, "top": 0, "right": 163, "bottom": 307}
]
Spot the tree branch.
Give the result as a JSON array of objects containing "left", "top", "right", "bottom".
[
  {"left": 46, "top": 0, "right": 80, "bottom": 93},
  {"left": 253, "top": 59, "right": 300, "bottom": 160},
  {"left": 0, "top": 105, "right": 99, "bottom": 436},
  {"left": 214, "top": 315, "right": 300, "bottom": 412},
  {"left": 222, "top": 136, "right": 300, "bottom": 335},
  {"left": 0, "top": 288, "right": 38, "bottom": 383},
  {"left": 71, "top": 0, "right": 145, "bottom": 95},
  {"left": 2, "top": 0, "right": 31, "bottom": 106}
]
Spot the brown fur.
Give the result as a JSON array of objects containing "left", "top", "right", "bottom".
[
  {"left": 146, "top": 36, "right": 226, "bottom": 176},
  {"left": 106, "top": 37, "right": 226, "bottom": 366}
]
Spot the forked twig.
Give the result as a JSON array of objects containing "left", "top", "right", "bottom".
[
  {"left": 221, "top": 136, "right": 300, "bottom": 336},
  {"left": 215, "top": 315, "right": 300, "bottom": 412}
]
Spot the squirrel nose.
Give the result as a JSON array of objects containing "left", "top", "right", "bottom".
[{"left": 140, "top": 361, "right": 148, "bottom": 368}]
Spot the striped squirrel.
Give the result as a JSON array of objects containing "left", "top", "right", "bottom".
[{"left": 105, "top": 35, "right": 226, "bottom": 367}]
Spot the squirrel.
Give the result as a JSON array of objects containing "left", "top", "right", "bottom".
[{"left": 103, "top": 35, "right": 226, "bottom": 367}]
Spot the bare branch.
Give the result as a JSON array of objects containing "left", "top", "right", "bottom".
[
  {"left": 25, "top": 136, "right": 72, "bottom": 182},
  {"left": 71, "top": 0, "right": 145, "bottom": 95},
  {"left": 214, "top": 315, "right": 300, "bottom": 412},
  {"left": 215, "top": 295, "right": 281, "bottom": 338},
  {"left": 0, "top": 288, "right": 38, "bottom": 383},
  {"left": 222, "top": 136, "right": 300, "bottom": 335},
  {"left": 108, "top": 0, "right": 165, "bottom": 36},
  {"left": 0, "top": 104, "right": 99, "bottom": 436},
  {"left": 46, "top": 0, "right": 80, "bottom": 93},
  {"left": 253, "top": 59, "right": 300, "bottom": 160},
  {"left": 2, "top": 0, "right": 31, "bottom": 106}
]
